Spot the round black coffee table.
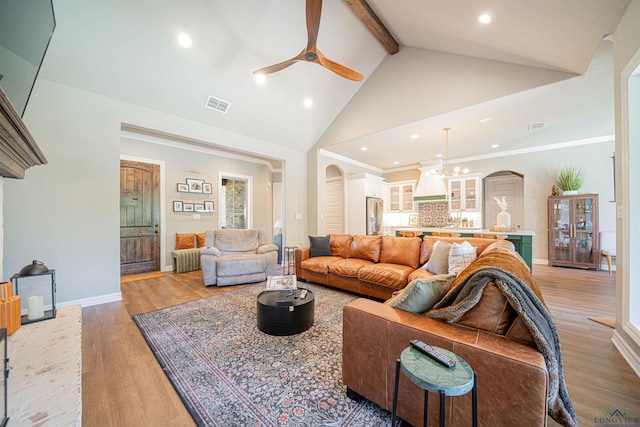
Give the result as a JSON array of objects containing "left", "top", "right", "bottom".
[{"left": 256, "top": 288, "right": 315, "bottom": 336}]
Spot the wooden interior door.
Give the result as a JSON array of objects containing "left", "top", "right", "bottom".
[{"left": 120, "top": 160, "right": 160, "bottom": 275}]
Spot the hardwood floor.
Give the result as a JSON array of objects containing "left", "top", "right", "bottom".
[{"left": 82, "top": 266, "right": 640, "bottom": 426}]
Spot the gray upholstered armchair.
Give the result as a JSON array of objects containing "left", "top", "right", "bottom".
[{"left": 200, "top": 229, "right": 278, "bottom": 286}]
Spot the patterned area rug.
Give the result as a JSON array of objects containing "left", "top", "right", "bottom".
[{"left": 133, "top": 283, "right": 395, "bottom": 426}]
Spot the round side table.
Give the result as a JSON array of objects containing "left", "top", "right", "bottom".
[{"left": 391, "top": 345, "right": 477, "bottom": 427}]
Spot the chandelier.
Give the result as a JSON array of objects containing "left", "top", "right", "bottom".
[{"left": 429, "top": 127, "right": 469, "bottom": 177}]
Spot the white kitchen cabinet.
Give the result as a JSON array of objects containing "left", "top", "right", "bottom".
[
  {"left": 448, "top": 174, "right": 482, "bottom": 212},
  {"left": 387, "top": 182, "right": 414, "bottom": 212}
]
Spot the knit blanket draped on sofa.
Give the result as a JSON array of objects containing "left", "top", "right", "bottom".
[{"left": 426, "top": 252, "right": 578, "bottom": 427}]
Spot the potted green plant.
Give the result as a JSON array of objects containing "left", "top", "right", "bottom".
[{"left": 555, "top": 165, "right": 584, "bottom": 195}]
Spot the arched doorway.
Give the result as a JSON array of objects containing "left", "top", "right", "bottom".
[{"left": 484, "top": 171, "right": 524, "bottom": 230}]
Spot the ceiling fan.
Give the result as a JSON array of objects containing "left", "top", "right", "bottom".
[{"left": 253, "top": 0, "right": 364, "bottom": 81}]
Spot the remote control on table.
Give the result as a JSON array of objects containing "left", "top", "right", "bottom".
[
  {"left": 299, "top": 289, "right": 308, "bottom": 299},
  {"left": 410, "top": 339, "right": 456, "bottom": 369}
]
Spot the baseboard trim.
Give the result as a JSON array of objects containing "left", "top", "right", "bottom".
[
  {"left": 612, "top": 328, "right": 640, "bottom": 378},
  {"left": 58, "top": 292, "right": 122, "bottom": 308}
]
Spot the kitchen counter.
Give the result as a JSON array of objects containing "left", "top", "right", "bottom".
[{"left": 391, "top": 227, "right": 535, "bottom": 269}]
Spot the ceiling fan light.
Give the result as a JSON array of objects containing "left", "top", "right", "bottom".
[{"left": 255, "top": 73, "right": 266, "bottom": 84}]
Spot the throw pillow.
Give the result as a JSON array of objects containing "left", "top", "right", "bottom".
[
  {"left": 175, "top": 233, "right": 195, "bottom": 250},
  {"left": 448, "top": 241, "right": 477, "bottom": 275},
  {"left": 309, "top": 235, "right": 332, "bottom": 257},
  {"left": 423, "top": 241, "right": 451, "bottom": 274},
  {"left": 196, "top": 233, "right": 206, "bottom": 248},
  {"left": 385, "top": 274, "right": 456, "bottom": 313}
]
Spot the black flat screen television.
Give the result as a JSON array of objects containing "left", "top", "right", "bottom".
[{"left": 0, "top": 0, "right": 56, "bottom": 118}]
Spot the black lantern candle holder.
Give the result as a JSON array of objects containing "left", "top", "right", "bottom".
[
  {"left": 0, "top": 328, "right": 7, "bottom": 427},
  {"left": 11, "top": 260, "right": 56, "bottom": 325}
]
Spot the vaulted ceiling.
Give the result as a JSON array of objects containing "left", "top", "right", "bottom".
[{"left": 39, "top": 0, "right": 630, "bottom": 170}]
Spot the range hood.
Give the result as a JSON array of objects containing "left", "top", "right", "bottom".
[{"left": 413, "top": 165, "right": 448, "bottom": 202}]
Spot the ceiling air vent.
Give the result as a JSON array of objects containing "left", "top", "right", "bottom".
[
  {"left": 528, "top": 122, "right": 546, "bottom": 131},
  {"left": 205, "top": 95, "right": 230, "bottom": 114}
]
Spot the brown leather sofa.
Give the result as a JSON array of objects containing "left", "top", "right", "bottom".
[
  {"left": 342, "top": 243, "right": 551, "bottom": 426},
  {"left": 295, "top": 234, "right": 499, "bottom": 300}
]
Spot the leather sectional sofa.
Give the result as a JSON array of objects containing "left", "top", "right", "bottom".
[
  {"left": 295, "top": 234, "right": 499, "bottom": 300},
  {"left": 296, "top": 234, "right": 571, "bottom": 426}
]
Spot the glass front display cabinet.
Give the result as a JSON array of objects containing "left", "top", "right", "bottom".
[{"left": 548, "top": 193, "right": 599, "bottom": 269}]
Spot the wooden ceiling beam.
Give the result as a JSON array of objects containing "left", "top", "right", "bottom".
[{"left": 343, "top": 0, "right": 399, "bottom": 55}]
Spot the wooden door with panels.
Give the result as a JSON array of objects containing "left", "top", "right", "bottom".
[{"left": 120, "top": 160, "right": 160, "bottom": 275}]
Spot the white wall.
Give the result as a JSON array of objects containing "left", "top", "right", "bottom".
[
  {"left": 120, "top": 136, "right": 274, "bottom": 269},
  {"left": 2, "top": 79, "right": 307, "bottom": 306},
  {"left": 612, "top": 0, "right": 640, "bottom": 376},
  {"left": 455, "top": 139, "right": 616, "bottom": 263}
]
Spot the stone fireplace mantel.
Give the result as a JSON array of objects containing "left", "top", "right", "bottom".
[{"left": 0, "top": 87, "right": 47, "bottom": 179}]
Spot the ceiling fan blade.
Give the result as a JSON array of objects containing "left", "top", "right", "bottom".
[
  {"left": 305, "top": 0, "right": 322, "bottom": 52},
  {"left": 253, "top": 50, "right": 306, "bottom": 75},
  {"left": 317, "top": 50, "right": 364, "bottom": 81}
]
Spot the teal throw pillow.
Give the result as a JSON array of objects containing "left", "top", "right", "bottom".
[
  {"left": 385, "top": 274, "right": 456, "bottom": 313},
  {"left": 309, "top": 235, "right": 331, "bottom": 257}
]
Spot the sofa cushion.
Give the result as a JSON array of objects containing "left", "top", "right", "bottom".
[
  {"left": 385, "top": 274, "right": 456, "bottom": 313},
  {"left": 309, "top": 235, "right": 332, "bottom": 257},
  {"left": 215, "top": 229, "right": 260, "bottom": 253},
  {"left": 330, "top": 234, "right": 353, "bottom": 258},
  {"left": 349, "top": 235, "right": 382, "bottom": 262},
  {"left": 380, "top": 236, "right": 421, "bottom": 269},
  {"left": 176, "top": 233, "right": 196, "bottom": 249},
  {"left": 455, "top": 283, "right": 517, "bottom": 335},
  {"left": 448, "top": 241, "right": 477, "bottom": 275},
  {"left": 408, "top": 267, "right": 436, "bottom": 282},
  {"left": 505, "top": 316, "right": 536, "bottom": 346},
  {"left": 216, "top": 254, "right": 266, "bottom": 276},
  {"left": 424, "top": 241, "right": 451, "bottom": 274},
  {"left": 359, "top": 263, "right": 416, "bottom": 289},
  {"left": 329, "top": 258, "right": 374, "bottom": 278},
  {"left": 480, "top": 239, "right": 516, "bottom": 256},
  {"left": 301, "top": 256, "right": 342, "bottom": 274}
]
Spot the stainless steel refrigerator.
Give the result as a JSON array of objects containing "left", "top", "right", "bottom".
[{"left": 366, "top": 197, "right": 384, "bottom": 235}]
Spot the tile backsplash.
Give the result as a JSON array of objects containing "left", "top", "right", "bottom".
[{"left": 417, "top": 201, "right": 450, "bottom": 227}]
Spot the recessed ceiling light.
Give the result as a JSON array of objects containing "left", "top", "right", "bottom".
[
  {"left": 478, "top": 14, "right": 492, "bottom": 24},
  {"left": 410, "top": 134, "right": 420, "bottom": 139},
  {"left": 394, "top": 161, "right": 399, "bottom": 165},
  {"left": 177, "top": 33, "right": 192, "bottom": 48},
  {"left": 255, "top": 74, "right": 266, "bottom": 84},
  {"left": 304, "top": 98, "right": 313, "bottom": 109},
  {"left": 361, "top": 147, "right": 368, "bottom": 151},
  {"left": 491, "top": 144, "right": 499, "bottom": 148},
  {"left": 479, "top": 117, "right": 492, "bottom": 123},
  {"left": 436, "top": 154, "right": 443, "bottom": 158}
]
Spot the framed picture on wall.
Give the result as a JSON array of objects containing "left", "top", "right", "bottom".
[
  {"left": 202, "top": 183, "right": 212, "bottom": 194},
  {"left": 194, "top": 203, "right": 205, "bottom": 212},
  {"left": 204, "top": 201, "right": 214, "bottom": 212},
  {"left": 177, "top": 183, "right": 189, "bottom": 193},
  {"left": 186, "top": 178, "right": 204, "bottom": 193},
  {"left": 183, "top": 203, "right": 194, "bottom": 212},
  {"left": 173, "top": 201, "right": 183, "bottom": 212}
]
